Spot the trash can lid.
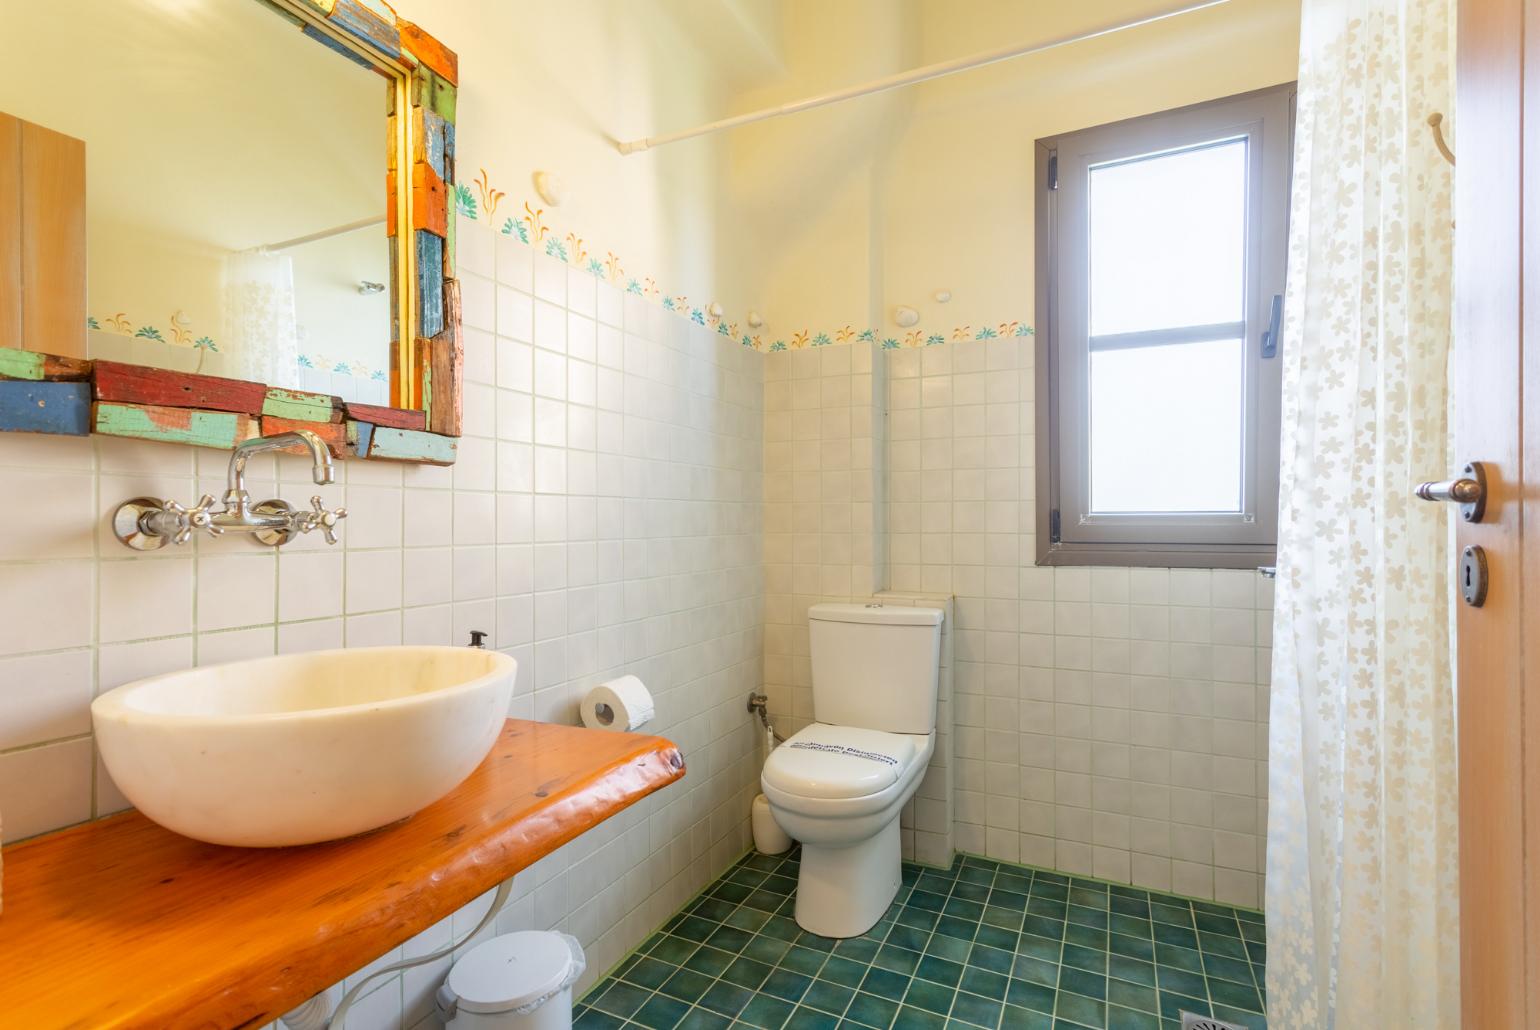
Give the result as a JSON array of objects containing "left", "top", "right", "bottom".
[{"left": 447, "top": 931, "right": 577, "bottom": 1014}]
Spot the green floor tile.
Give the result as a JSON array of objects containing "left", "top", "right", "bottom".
[
  {"left": 835, "top": 937, "right": 882, "bottom": 964},
  {"left": 700, "top": 980, "right": 754, "bottom": 1018},
  {"left": 926, "top": 935, "right": 972, "bottom": 964},
  {"left": 1109, "top": 955, "right": 1156, "bottom": 990},
  {"left": 960, "top": 965, "right": 1008, "bottom": 1001},
  {"left": 764, "top": 967, "right": 814, "bottom": 1004},
  {"left": 1156, "top": 966, "right": 1208, "bottom": 1003},
  {"left": 822, "top": 955, "right": 869, "bottom": 988},
  {"left": 1059, "top": 966, "right": 1108, "bottom": 1003},
  {"left": 578, "top": 847, "right": 1266, "bottom": 1030},
  {"left": 1007, "top": 976, "right": 1058, "bottom": 1014},
  {"left": 951, "top": 990, "right": 1003, "bottom": 1028},
  {"left": 624, "top": 957, "right": 679, "bottom": 991},
  {"left": 1055, "top": 988, "right": 1106, "bottom": 1027},
  {"left": 782, "top": 945, "right": 832, "bottom": 977},
  {"left": 1001, "top": 1003, "right": 1054, "bottom": 1029},
  {"left": 846, "top": 990, "right": 902, "bottom": 1028},
  {"left": 686, "top": 946, "right": 736, "bottom": 978},
  {"left": 1157, "top": 989, "right": 1209, "bottom": 1022},
  {"left": 1062, "top": 943, "right": 1109, "bottom": 975},
  {"left": 574, "top": 1007, "right": 627, "bottom": 1030},
  {"left": 1014, "top": 954, "right": 1060, "bottom": 987},
  {"left": 874, "top": 943, "right": 923, "bottom": 975},
  {"left": 893, "top": 1005, "right": 947, "bottom": 1029},
  {"left": 975, "top": 924, "right": 1019, "bottom": 952},
  {"left": 804, "top": 978, "right": 856, "bottom": 1016},
  {"left": 1107, "top": 976, "right": 1158, "bottom": 1014},
  {"left": 723, "top": 956, "right": 774, "bottom": 990},
  {"left": 739, "top": 993, "right": 796, "bottom": 1028},
  {"left": 1106, "top": 1003, "right": 1161, "bottom": 1030},
  {"left": 744, "top": 934, "right": 793, "bottom": 966},
  {"left": 1208, "top": 977, "right": 1264, "bottom": 1014},
  {"left": 904, "top": 977, "right": 956, "bottom": 1016},
  {"left": 592, "top": 981, "right": 651, "bottom": 1019},
  {"left": 633, "top": 993, "right": 692, "bottom": 1029},
  {"left": 918, "top": 954, "right": 965, "bottom": 986}
]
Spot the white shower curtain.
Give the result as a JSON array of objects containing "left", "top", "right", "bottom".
[
  {"left": 223, "top": 247, "right": 300, "bottom": 387},
  {"left": 1265, "top": 0, "right": 1459, "bottom": 1026}
]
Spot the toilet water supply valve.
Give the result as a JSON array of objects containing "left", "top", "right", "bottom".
[{"left": 748, "top": 692, "right": 786, "bottom": 745}]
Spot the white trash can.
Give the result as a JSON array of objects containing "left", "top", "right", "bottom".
[{"left": 437, "top": 931, "right": 586, "bottom": 1030}]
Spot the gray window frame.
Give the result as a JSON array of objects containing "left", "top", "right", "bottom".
[{"left": 1034, "top": 83, "right": 1295, "bottom": 569}]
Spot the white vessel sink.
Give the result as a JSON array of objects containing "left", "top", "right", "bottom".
[{"left": 92, "top": 646, "right": 517, "bottom": 847}]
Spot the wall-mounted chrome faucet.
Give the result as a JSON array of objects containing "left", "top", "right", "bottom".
[{"left": 112, "top": 430, "right": 348, "bottom": 550}]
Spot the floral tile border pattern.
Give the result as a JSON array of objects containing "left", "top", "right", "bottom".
[
  {"left": 454, "top": 168, "right": 1035, "bottom": 353},
  {"left": 85, "top": 312, "right": 386, "bottom": 383}
]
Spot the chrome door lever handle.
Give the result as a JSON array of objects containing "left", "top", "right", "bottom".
[{"left": 1415, "top": 460, "right": 1487, "bottom": 522}]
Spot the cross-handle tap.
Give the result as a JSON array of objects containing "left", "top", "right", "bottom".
[
  {"left": 164, "top": 494, "right": 224, "bottom": 544},
  {"left": 297, "top": 495, "right": 348, "bottom": 545}
]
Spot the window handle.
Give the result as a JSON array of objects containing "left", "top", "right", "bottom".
[{"left": 1260, "top": 294, "right": 1283, "bottom": 358}]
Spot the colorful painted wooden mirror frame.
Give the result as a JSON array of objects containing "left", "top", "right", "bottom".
[{"left": 0, "top": 0, "right": 463, "bottom": 465}]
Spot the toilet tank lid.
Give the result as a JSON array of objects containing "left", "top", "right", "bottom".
[{"left": 809, "top": 603, "right": 944, "bottom": 626}]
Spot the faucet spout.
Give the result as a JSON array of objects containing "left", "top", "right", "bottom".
[{"left": 228, "top": 430, "right": 334, "bottom": 496}]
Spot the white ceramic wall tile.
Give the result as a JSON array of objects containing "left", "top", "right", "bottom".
[
  {"left": 197, "top": 553, "right": 278, "bottom": 632},
  {"left": 0, "top": 737, "right": 93, "bottom": 842},
  {"left": 99, "top": 558, "right": 194, "bottom": 643},
  {"left": 877, "top": 339, "right": 1271, "bottom": 904},
  {"left": 0, "top": 650, "right": 93, "bottom": 750},
  {"left": 0, "top": 212, "right": 766, "bottom": 1009}
]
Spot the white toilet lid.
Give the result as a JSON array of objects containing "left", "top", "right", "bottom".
[{"left": 763, "top": 724, "right": 917, "bottom": 800}]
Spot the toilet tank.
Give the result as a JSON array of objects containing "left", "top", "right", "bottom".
[{"left": 809, "top": 603, "right": 944, "bottom": 734}]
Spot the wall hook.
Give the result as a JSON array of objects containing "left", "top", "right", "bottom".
[{"left": 1428, "top": 112, "right": 1455, "bottom": 166}]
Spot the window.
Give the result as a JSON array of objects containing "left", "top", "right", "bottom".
[{"left": 1035, "top": 84, "right": 1294, "bottom": 567}]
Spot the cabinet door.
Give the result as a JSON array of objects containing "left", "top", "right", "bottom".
[
  {"left": 0, "top": 111, "right": 85, "bottom": 357},
  {"left": 0, "top": 113, "right": 20, "bottom": 350}
]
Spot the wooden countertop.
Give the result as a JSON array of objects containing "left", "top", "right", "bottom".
[{"left": 0, "top": 720, "right": 685, "bottom": 1030}]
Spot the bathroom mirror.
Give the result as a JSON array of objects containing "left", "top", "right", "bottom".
[{"left": 0, "top": 0, "right": 461, "bottom": 460}]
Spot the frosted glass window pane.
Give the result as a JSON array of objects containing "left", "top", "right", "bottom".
[
  {"left": 1089, "top": 139, "right": 1247, "bottom": 336},
  {"left": 1090, "top": 339, "right": 1243, "bottom": 512}
]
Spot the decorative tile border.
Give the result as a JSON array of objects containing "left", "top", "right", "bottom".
[
  {"left": 86, "top": 312, "right": 388, "bottom": 383},
  {"left": 453, "top": 170, "right": 1035, "bottom": 353},
  {"left": 88, "top": 312, "right": 218, "bottom": 355}
]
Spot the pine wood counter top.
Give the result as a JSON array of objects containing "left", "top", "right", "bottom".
[{"left": 0, "top": 719, "right": 685, "bottom": 1029}]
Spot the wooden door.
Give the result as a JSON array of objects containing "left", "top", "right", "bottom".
[
  {"left": 0, "top": 111, "right": 86, "bottom": 357},
  {"left": 1456, "top": 0, "right": 1538, "bottom": 1022}
]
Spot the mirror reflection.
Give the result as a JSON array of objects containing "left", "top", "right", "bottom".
[{"left": 1, "top": 0, "right": 392, "bottom": 405}]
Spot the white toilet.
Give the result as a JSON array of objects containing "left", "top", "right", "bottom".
[{"left": 760, "top": 602, "right": 944, "bottom": 938}]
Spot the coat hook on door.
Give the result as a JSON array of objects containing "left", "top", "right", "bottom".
[{"left": 1428, "top": 112, "right": 1455, "bottom": 166}]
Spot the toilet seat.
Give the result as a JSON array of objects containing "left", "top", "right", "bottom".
[{"left": 762, "top": 723, "right": 931, "bottom": 821}]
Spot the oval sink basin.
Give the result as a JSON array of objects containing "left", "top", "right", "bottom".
[{"left": 92, "top": 646, "right": 517, "bottom": 847}]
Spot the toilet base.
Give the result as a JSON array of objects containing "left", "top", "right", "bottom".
[{"left": 793, "top": 819, "right": 901, "bottom": 938}]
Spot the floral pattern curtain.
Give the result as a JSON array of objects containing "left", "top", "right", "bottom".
[
  {"left": 223, "top": 247, "right": 300, "bottom": 388},
  {"left": 1265, "top": 0, "right": 1459, "bottom": 1025}
]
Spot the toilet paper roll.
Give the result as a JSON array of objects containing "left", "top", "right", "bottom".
[{"left": 580, "top": 675, "right": 655, "bottom": 732}]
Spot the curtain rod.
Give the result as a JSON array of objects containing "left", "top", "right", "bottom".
[
  {"left": 615, "top": 0, "right": 1231, "bottom": 155},
  {"left": 266, "top": 216, "right": 385, "bottom": 252}
]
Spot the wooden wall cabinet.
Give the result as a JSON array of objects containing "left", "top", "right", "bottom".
[{"left": 0, "top": 112, "right": 86, "bottom": 359}]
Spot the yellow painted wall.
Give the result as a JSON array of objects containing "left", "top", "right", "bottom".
[
  {"left": 719, "top": 0, "right": 1302, "bottom": 336},
  {"left": 390, "top": 0, "right": 743, "bottom": 311}
]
